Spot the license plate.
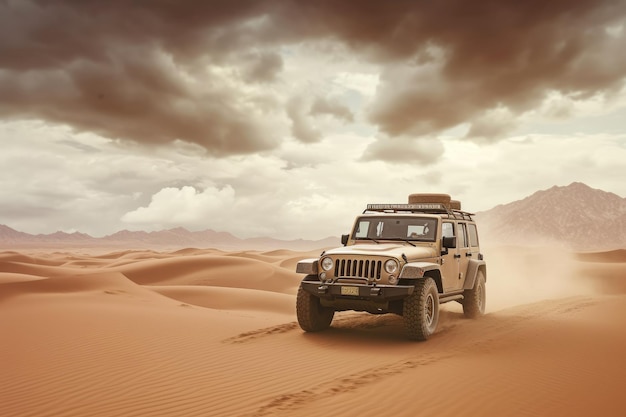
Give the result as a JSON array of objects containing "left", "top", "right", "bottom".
[{"left": 341, "top": 286, "right": 359, "bottom": 296}]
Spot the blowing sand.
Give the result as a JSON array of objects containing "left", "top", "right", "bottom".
[{"left": 1, "top": 246, "right": 626, "bottom": 417}]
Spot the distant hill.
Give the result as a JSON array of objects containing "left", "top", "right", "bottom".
[
  {"left": 0, "top": 224, "right": 338, "bottom": 251},
  {"left": 475, "top": 182, "right": 626, "bottom": 250}
]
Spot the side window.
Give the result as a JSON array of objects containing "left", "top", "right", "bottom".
[
  {"left": 468, "top": 223, "right": 479, "bottom": 247},
  {"left": 457, "top": 223, "right": 468, "bottom": 248},
  {"left": 442, "top": 222, "right": 454, "bottom": 238}
]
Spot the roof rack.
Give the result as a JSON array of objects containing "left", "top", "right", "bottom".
[{"left": 364, "top": 203, "right": 474, "bottom": 221}]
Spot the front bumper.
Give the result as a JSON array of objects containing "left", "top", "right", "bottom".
[{"left": 300, "top": 281, "right": 414, "bottom": 301}]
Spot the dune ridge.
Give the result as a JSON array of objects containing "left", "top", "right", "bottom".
[{"left": 1, "top": 246, "right": 626, "bottom": 416}]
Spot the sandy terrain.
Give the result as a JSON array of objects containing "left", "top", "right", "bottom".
[{"left": 1, "top": 245, "right": 626, "bottom": 417}]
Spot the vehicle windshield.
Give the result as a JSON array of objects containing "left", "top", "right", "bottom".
[{"left": 352, "top": 216, "right": 437, "bottom": 242}]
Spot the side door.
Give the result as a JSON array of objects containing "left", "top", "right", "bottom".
[
  {"left": 440, "top": 221, "right": 459, "bottom": 292},
  {"left": 464, "top": 222, "right": 481, "bottom": 285},
  {"left": 456, "top": 222, "right": 471, "bottom": 290}
]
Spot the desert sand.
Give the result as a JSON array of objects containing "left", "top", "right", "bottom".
[{"left": 1, "top": 245, "right": 626, "bottom": 417}]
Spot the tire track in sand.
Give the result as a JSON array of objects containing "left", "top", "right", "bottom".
[{"left": 247, "top": 296, "right": 600, "bottom": 416}]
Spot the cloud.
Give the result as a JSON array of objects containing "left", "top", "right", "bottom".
[
  {"left": 465, "top": 107, "right": 518, "bottom": 143},
  {"left": 122, "top": 185, "right": 236, "bottom": 228},
  {"left": 273, "top": 1, "right": 626, "bottom": 141},
  {"left": 286, "top": 96, "right": 321, "bottom": 143},
  {"left": 0, "top": 1, "right": 282, "bottom": 156},
  {"left": 361, "top": 136, "right": 444, "bottom": 164},
  {"left": 1, "top": 0, "right": 625, "bottom": 155},
  {"left": 368, "top": 55, "right": 473, "bottom": 136},
  {"left": 310, "top": 97, "right": 354, "bottom": 123},
  {"left": 240, "top": 51, "right": 284, "bottom": 83},
  {"left": 0, "top": 47, "right": 279, "bottom": 156},
  {"left": 332, "top": 72, "right": 379, "bottom": 97},
  {"left": 3, "top": 120, "right": 626, "bottom": 240},
  {"left": 286, "top": 95, "right": 356, "bottom": 144}
]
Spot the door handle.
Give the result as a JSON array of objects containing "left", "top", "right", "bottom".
[
  {"left": 454, "top": 254, "right": 461, "bottom": 259},
  {"left": 466, "top": 253, "right": 472, "bottom": 257}
]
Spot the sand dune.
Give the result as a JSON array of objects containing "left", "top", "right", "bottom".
[
  {"left": 151, "top": 285, "right": 295, "bottom": 315},
  {"left": 1, "top": 246, "right": 626, "bottom": 416}
]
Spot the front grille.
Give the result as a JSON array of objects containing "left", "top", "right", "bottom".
[{"left": 335, "top": 259, "right": 382, "bottom": 280}]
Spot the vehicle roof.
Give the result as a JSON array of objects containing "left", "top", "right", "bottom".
[
  {"left": 362, "top": 203, "right": 475, "bottom": 221},
  {"left": 358, "top": 212, "right": 475, "bottom": 222},
  {"left": 358, "top": 212, "right": 441, "bottom": 219}
]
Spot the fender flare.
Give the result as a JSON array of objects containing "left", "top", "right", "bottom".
[
  {"left": 400, "top": 262, "right": 443, "bottom": 293},
  {"left": 463, "top": 260, "right": 487, "bottom": 290}
]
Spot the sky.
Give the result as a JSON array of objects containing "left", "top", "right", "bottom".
[{"left": 1, "top": 0, "right": 626, "bottom": 240}]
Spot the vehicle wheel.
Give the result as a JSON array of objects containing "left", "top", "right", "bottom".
[
  {"left": 403, "top": 277, "right": 440, "bottom": 341},
  {"left": 463, "top": 270, "right": 486, "bottom": 318},
  {"left": 296, "top": 285, "right": 334, "bottom": 332}
]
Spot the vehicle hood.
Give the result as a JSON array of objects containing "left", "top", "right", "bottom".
[{"left": 324, "top": 243, "right": 437, "bottom": 260}]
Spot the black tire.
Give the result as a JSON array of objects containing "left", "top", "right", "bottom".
[
  {"left": 403, "top": 277, "right": 440, "bottom": 341},
  {"left": 463, "top": 270, "right": 486, "bottom": 318},
  {"left": 296, "top": 285, "right": 334, "bottom": 332}
]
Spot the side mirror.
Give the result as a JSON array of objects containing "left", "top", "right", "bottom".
[
  {"left": 442, "top": 236, "right": 456, "bottom": 249},
  {"left": 341, "top": 234, "right": 349, "bottom": 246}
]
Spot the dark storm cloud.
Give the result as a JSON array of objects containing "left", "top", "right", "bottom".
[
  {"left": 0, "top": 0, "right": 279, "bottom": 155},
  {"left": 1, "top": 0, "right": 626, "bottom": 153},
  {"left": 274, "top": 0, "right": 626, "bottom": 140},
  {"left": 240, "top": 52, "right": 284, "bottom": 83},
  {"left": 275, "top": 1, "right": 626, "bottom": 142}
]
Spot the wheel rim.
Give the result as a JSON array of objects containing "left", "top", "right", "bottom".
[{"left": 425, "top": 293, "right": 435, "bottom": 327}]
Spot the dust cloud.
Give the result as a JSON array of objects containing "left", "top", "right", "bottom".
[{"left": 482, "top": 245, "right": 596, "bottom": 312}]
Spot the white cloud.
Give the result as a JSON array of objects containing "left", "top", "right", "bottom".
[
  {"left": 121, "top": 185, "right": 235, "bottom": 227},
  {"left": 2, "top": 113, "right": 626, "bottom": 241}
]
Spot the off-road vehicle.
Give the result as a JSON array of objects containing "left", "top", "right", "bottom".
[{"left": 296, "top": 193, "right": 486, "bottom": 340}]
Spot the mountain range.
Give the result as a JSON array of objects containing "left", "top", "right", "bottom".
[
  {"left": 1, "top": 182, "right": 625, "bottom": 251},
  {"left": 0, "top": 224, "right": 338, "bottom": 251},
  {"left": 475, "top": 182, "right": 626, "bottom": 250}
]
